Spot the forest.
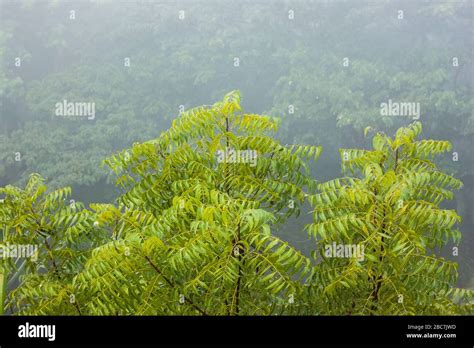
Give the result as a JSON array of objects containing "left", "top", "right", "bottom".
[{"left": 0, "top": 0, "right": 473, "bottom": 316}]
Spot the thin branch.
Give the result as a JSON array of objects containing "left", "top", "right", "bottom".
[{"left": 144, "top": 255, "right": 208, "bottom": 316}]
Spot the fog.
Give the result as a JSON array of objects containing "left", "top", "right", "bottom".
[{"left": 1, "top": 0, "right": 472, "bottom": 291}]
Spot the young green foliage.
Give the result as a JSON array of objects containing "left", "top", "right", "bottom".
[
  {"left": 0, "top": 174, "right": 108, "bottom": 315},
  {"left": 72, "top": 91, "right": 320, "bottom": 315},
  {"left": 306, "top": 122, "right": 473, "bottom": 315}
]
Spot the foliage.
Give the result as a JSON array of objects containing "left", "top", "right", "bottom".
[
  {"left": 305, "top": 122, "right": 473, "bottom": 315},
  {"left": 1, "top": 95, "right": 471, "bottom": 315},
  {"left": 0, "top": 174, "right": 107, "bottom": 314},
  {"left": 0, "top": 0, "right": 472, "bottom": 311},
  {"left": 2, "top": 92, "right": 321, "bottom": 315},
  {"left": 1, "top": 0, "right": 472, "bottom": 187}
]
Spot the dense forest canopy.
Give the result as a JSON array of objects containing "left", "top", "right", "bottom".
[{"left": 0, "top": 0, "right": 473, "bottom": 314}]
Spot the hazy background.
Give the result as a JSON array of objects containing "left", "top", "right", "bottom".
[{"left": 1, "top": 0, "right": 473, "bottom": 287}]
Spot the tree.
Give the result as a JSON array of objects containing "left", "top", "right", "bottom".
[
  {"left": 76, "top": 91, "right": 321, "bottom": 315},
  {"left": 2, "top": 108, "right": 471, "bottom": 315},
  {"left": 306, "top": 122, "right": 473, "bottom": 315},
  {"left": 0, "top": 174, "right": 107, "bottom": 314},
  {"left": 4, "top": 91, "right": 321, "bottom": 315}
]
